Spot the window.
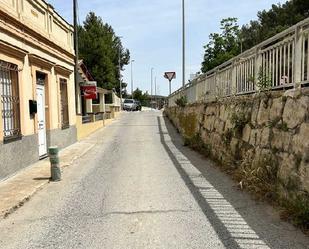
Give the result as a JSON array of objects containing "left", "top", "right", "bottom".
[
  {"left": 49, "top": 16, "right": 53, "bottom": 32},
  {"left": 124, "top": 99, "right": 134, "bottom": 104},
  {"left": 0, "top": 60, "right": 21, "bottom": 141},
  {"left": 60, "top": 79, "right": 69, "bottom": 129},
  {"left": 92, "top": 94, "right": 100, "bottom": 105}
]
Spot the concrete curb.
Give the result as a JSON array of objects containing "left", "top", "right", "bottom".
[
  {"left": 0, "top": 143, "right": 96, "bottom": 219},
  {"left": 2, "top": 181, "right": 47, "bottom": 219},
  {"left": 0, "top": 117, "right": 117, "bottom": 219}
]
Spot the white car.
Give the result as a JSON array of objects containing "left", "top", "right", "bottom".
[{"left": 123, "top": 99, "right": 138, "bottom": 111}]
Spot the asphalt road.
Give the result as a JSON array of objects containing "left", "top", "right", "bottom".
[{"left": 0, "top": 110, "right": 308, "bottom": 249}]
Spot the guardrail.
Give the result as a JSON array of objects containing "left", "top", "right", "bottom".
[{"left": 168, "top": 17, "right": 309, "bottom": 106}]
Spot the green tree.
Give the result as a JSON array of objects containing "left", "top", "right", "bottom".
[
  {"left": 78, "top": 12, "right": 130, "bottom": 91},
  {"left": 132, "top": 88, "right": 150, "bottom": 106},
  {"left": 201, "top": 18, "right": 240, "bottom": 73},
  {"left": 201, "top": 0, "right": 309, "bottom": 72}
]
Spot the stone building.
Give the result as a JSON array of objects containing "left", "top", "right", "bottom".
[{"left": 0, "top": 0, "right": 76, "bottom": 179}]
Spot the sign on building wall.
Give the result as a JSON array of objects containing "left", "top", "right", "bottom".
[{"left": 81, "top": 81, "right": 97, "bottom": 99}]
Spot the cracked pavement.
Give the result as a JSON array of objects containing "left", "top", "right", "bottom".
[{"left": 0, "top": 111, "right": 308, "bottom": 249}]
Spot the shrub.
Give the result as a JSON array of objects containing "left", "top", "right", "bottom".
[
  {"left": 280, "top": 193, "right": 309, "bottom": 231},
  {"left": 257, "top": 67, "right": 272, "bottom": 91},
  {"left": 184, "top": 133, "right": 212, "bottom": 157},
  {"left": 222, "top": 129, "right": 233, "bottom": 146},
  {"left": 230, "top": 112, "right": 248, "bottom": 136},
  {"left": 175, "top": 96, "right": 188, "bottom": 108}
]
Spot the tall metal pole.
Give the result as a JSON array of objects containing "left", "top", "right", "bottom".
[
  {"left": 182, "top": 0, "right": 185, "bottom": 87},
  {"left": 154, "top": 76, "right": 157, "bottom": 109},
  {"left": 151, "top": 68, "right": 154, "bottom": 96},
  {"left": 151, "top": 67, "right": 154, "bottom": 108},
  {"left": 118, "top": 37, "right": 123, "bottom": 109},
  {"left": 131, "top": 60, "right": 134, "bottom": 99},
  {"left": 73, "top": 0, "right": 79, "bottom": 114},
  {"left": 118, "top": 49, "right": 122, "bottom": 109}
]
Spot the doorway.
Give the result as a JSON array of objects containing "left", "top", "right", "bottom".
[{"left": 36, "top": 73, "right": 47, "bottom": 157}]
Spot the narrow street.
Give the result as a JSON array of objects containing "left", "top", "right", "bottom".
[{"left": 0, "top": 111, "right": 308, "bottom": 249}]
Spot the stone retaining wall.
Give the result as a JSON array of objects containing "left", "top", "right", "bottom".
[{"left": 165, "top": 88, "right": 309, "bottom": 202}]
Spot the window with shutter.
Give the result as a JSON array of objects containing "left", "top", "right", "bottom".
[{"left": 0, "top": 60, "right": 21, "bottom": 141}]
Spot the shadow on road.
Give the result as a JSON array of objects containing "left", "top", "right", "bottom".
[{"left": 157, "top": 115, "right": 309, "bottom": 249}]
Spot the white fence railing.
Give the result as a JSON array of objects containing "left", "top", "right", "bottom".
[{"left": 168, "top": 17, "right": 309, "bottom": 106}]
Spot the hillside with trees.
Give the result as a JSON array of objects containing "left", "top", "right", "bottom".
[{"left": 201, "top": 0, "right": 309, "bottom": 73}]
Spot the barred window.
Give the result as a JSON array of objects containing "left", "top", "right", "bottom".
[
  {"left": 60, "top": 78, "right": 69, "bottom": 129},
  {"left": 0, "top": 61, "right": 21, "bottom": 141}
]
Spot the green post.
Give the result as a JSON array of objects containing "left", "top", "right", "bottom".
[{"left": 48, "top": 146, "right": 61, "bottom": 182}]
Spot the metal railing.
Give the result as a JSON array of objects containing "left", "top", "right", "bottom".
[{"left": 168, "top": 17, "right": 309, "bottom": 106}]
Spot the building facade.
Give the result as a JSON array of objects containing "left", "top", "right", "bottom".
[
  {"left": 76, "top": 61, "right": 121, "bottom": 140},
  {"left": 0, "top": 0, "right": 76, "bottom": 180}
]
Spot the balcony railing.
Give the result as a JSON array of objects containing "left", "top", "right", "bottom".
[{"left": 168, "top": 17, "right": 309, "bottom": 106}]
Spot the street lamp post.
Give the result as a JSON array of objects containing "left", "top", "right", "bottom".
[
  {"left": 118, "top": 36, "right": 123, "bottom": 110},
  {"left": 151, "top": 67, "right": 154, "bottom": 96},
  {"left": 131, "top": 60, "right": 135, "bottom": 99},
  {"left": 154, "top": 76, "right": 157, "bottom": 109},
  {"left": 151, "top": 67, "right": 154, "bottom": 108},
  {"left": 182, "top": 0, "right": 185, "bottom": 87}
]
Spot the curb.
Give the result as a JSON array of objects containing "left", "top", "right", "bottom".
[
  {"left": 2, "top": 181, "right": 47, "bottom": 219},
  {"left": 1, "top": 143, "right": 96, "bottom": 219}
]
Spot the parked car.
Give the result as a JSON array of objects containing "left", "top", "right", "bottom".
[
  {"left": 135, "top": 100, "right": 142, "bottom": 111},
  {"left": 123, "top": 99, "right": 137, "bottom": 111}
]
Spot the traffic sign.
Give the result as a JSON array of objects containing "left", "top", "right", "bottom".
[{"left": 164, "top": 72, "right": 176, "bottom": 81}]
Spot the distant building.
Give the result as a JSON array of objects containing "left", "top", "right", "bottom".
[{"left": 0, "top": 0, "right": 76, "bottom": 179}]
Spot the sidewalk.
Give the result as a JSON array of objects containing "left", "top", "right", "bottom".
[{"left": 0, "top": 117, "right": 117, "bottom": 219}]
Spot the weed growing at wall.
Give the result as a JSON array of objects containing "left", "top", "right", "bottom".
[
  {"left": 230, "top": 112, "right": 248, "bottom": 136},
  {"left": 222, "top": 129, "right": 233, "bottom": 146},
  {"left": 239, "top": 151, "right": 279, "bottom": 198},
  {"left": 175, "top": 96, "right": 188, "bottom": 108},
  {"left": 268, "top": 117, "right": 281, "bottom": 128},
  {"left": 277, "top": 121, "right": 289, "bottom": 132},
  {"left": 280, "top": 193, "right": 309, "bottom": 231},
  {"left": 184, "top": 133, "right": 212, "bottom": 157},
  {"left": 257, "top": 68, "right": 272, "bottom": 91}
]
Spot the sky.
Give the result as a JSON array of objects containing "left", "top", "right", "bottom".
[{"left": 48, "top": 0, "right": 284, "bottom": 96}]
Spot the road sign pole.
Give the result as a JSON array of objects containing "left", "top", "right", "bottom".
[
  {"left": 164, "top": 71, "right": 176, "bottom": 96},
  {"left": 169, "top": 80, "right": 171, "bottom": 95}
]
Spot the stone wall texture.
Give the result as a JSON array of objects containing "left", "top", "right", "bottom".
[{"left": 165, "top": 88, "right": 309, "bottom": 201}]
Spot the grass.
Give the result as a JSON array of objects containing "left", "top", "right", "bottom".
[
  {"left": 167, "top": 107, "right": 309, "bottom": 233},
  {"left": 184, "top": 133, "right": 212, "bottom": 157},
  {"left": 280, "top": 193, "right": 309, "bottom": 232}
]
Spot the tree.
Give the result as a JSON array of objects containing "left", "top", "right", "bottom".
[
  {"left": 201, "top": 18, "right": 240, "bottom": 73},
  {"left": 201, "top": 0, "right": 309, "bottom": 72},
  {"left": 132, "top": 88, "right": 150, "bottom": 106},
  {"left": 78, "top": 12, "right": 130, "bottom": 91}
]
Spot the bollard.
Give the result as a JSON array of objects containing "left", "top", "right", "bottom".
[{"left": 48, "top": 146, "right": 61, "bottom": 182}]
